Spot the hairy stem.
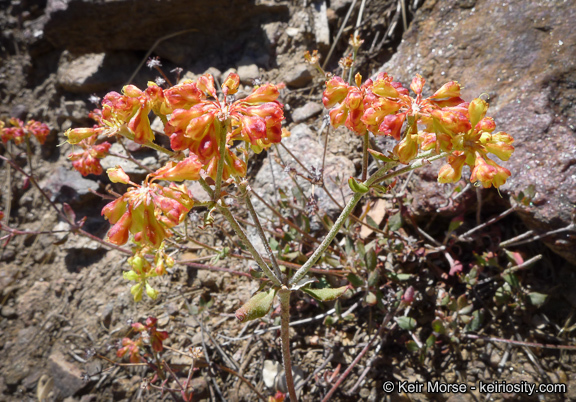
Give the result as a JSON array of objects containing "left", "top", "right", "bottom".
[
  {"left": 241, "top": 185, "right": 284, "bottom": 282},
  {"left": 290, "top": 150, "right": 450, "bottom": 285},
  {"left": 361, "top": 131, "right": 369, "bottom": 181},
  {"left": 213, "top": 123, "right": 228, "bottom": 200},
  {"left": 279, "top": 287, "right": 298, "bottom": 401},
  {"left": 119, "top": 127, "right": 174, "bottom": 156},
  {"left": 216, "top": 203, "right": 282, "bottom": 287}
]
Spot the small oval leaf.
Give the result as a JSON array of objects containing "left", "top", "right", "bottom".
[
  {"left": 235, "top": 288, "right": 277, "bottom": 322},
  {"left": 348, "top": 177, "right": 369, "bottom": 194},
  {"left": 302, "top": 285, "right": 349, "bottom": 302},
  {"left": 396, "top": 316, "right": 417, "bottom": 331}
]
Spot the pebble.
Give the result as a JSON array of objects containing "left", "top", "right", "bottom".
[{"left": 291, "top": 101, "right": 323, "bottom": 122}]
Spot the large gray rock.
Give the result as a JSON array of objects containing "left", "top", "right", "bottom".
[
  {"left": 42, "top": 0, "right": 289, "bottom": 66},
  {"left": 254, "top": 123, "right": 355, "bottom": 217},
  {"left": 41, "top": 166, "right": 99, "bottom": 204},
  {"left": 49, "top": 350, "right": 86, "bottom": 398},
  {"left": 57, "top": 51, "right": 138, "bottom": 93},
  {"left": 377, "top": 0, "right": 576, "bottom": 263}
]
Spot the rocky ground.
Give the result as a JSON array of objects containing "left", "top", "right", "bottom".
[{"left": 1, "top": 0, "right": 576, "bottom": 401}]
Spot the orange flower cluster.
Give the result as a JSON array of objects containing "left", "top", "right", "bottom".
[
  {"left": 102, "top": 164, "right": 197, "bottom": 248},
  {"left": 64, "top": 72, "right": 285, "bottom": 181},
  {"left": 68, "top": 136, "right": 111, "bottom": 176},
  {"left": 165, "top": 72, "right": 285, "bottom": 179},
  {"left": 117, "top": 317, "right": 169, "bottom": 362},
  {"left": 323, "top": 73, "right": 514, "bottom": 188},
  {"left": 1, "top": 118, "right": 50, "bottom": 145}
]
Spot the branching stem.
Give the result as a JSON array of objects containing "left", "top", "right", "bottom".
[{"left": 216, "top": 202, "right": 282, "bottom": 287}]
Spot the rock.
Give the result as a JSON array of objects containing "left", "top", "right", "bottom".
[
  {"left": 376, "top": 0, "right": 576, "bottom": 263},
  {"left": 330, "top": 0, "right": 354, "bottom": 13},
  {"left": 187, "top": 180, "right": 211, "bottom": 203},
  {"left": 282, "top": 64, "right": 313, "bottom": 88},
  {"left": 196, "top": 269, "right": 225, "bottom": 291},
  {"left": 262, "top": 21, "right": 285, "bottom": 49},
  {"left": 61, "top": 100, "right": 90, "bottom": 124},
  {"left": 292, "top": 101, "right": 323, "bottom": 123},
  {"left": 41, "top": 166, "right": 99, "bottom": 204},
  {"left": 57, "top": 51, "right": 137, "bottom": 93},
  {"left": 312, "top": 1, "right": 330, "bottom": 51},
  {"left": 100, "top": 143, "right": 157, "bottom": 176},
  {"left": 1, "top": 305, "right": 17, "bottom": 319},
  {"left": 254, "top": 123, "right": 354, "bottom": 218},
  {"left": 16, "top": 281, "right": 50, "bottom": 323},
  {"left": 49, "top": 350, "right": 86, "bottom": 398},
  {"left": 237, "top": 63, "right": 260, "bottom": 85},
  {"left": 43, "top": 0, "right": 289, "bottom": 66},
  {"left": 203, "top": 66, "right": 222, "bottom": 82}
]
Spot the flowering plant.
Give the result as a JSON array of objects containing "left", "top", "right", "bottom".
[
  {"left": 60, "top": 50, "right": 514, "bottom": 399},
  {"left": 1, "top": 118, "right": 50, "bottom": 146}
]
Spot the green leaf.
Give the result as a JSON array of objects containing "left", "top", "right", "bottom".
[
  {"left": 322, "top": 214, "right": 334, "bottom": 230},
  {"left": 367, "top": 269, "right": 380, "bottom": 287},
  {"left": 269, "top": 237, "right": 279, "bottom": 251},
  {"left": 365, "top": 291, "right": 377, "bottom": 305},
  {"left": 345, "top": 236, "right": 354, "bottom": 255},
  {"left": 302, "top": 285, "right": 349, "bottom": 302},
  {"left": 347, "top": 273, "right": 364, "bottom": 287},
  {"left": 528, "top": 292, "right": 548, "bottom": 308},
  {"left": 464, "top": 309, "right": 484, "bottom": 332},
  {"left": 426, "top": 334, "right": 437, "bottom": 349},
  {"left": 447, "top": 215, "right": 464, "bottom": 233},
  {"left": 406, "top": 340, "right": 420, "bottom": 352},
  {"left": 396, "top": 316, "right": 417, "bottom": 331},
  {"left": 348, "top": 177, "right": 369, "bottom": 193},
  {"left": 235, "top": 288, "right": 277, "bottom": 322},
  {"left": 368, "top": 148, "right": 396, "bottom": 162},
  {"left": 290, "top": 277, "right": 317, "bottom": 291},
  {"left": 494, "top": 283, "right": 511, "bottom": 305},
  {"left": 365, "top": 248, "right": 377, "bottom": 271},
  {"left": 431, "top": 319, "right": 445, "bottom": 334},
  {"left": 334, "top": 299, "right": 342, "bottom": 315},
  {"left": 386, "top": 271, "right": 412, "bottom": 281},
  {"left": 356, "top": 240, "right": 366, "bottom": 258},
  {"left": 503, "top": 272, "right": 520, "bottom": 288},
  {"left": 388, "top": 212, "right": 402, "bottom": 231},
  {"left": 366, "top": 214, "right": 379, "bottom": 229}
]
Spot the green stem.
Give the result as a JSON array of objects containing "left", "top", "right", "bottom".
[
  {"left": 197, "top": 176, "right": 215, "bottom": 199},
  {"left": 213, "top": 122, "right": 228, "bottom": 200},
  {"left": 279, "top": 287, "right": 298, "bottom": 402},
  {"left": 289, "top": 191, "right": 363, "bottom": 286},
  {"left": 241, "top": 185, "right": 284, "bottom": 282},
  {"left": 361, "top": 131, "right": 369, "bottom": 181},
  {"left": 216, "top": 203, "right": 282, "bottom": 287},
  {"left": 289, "top": 150, "right": 450, "bottom": 285},
  {"left": 119, "top": 127, "right": 174, "bottom": 156}
]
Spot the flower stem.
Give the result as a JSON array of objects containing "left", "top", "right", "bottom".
[
  {"left": 216, "top": 203, "right": 282, "bottom": 287},
  {"left": 213, "top": 123, "right": 228, "bottom": 200},
  {"left": 119, "top": 127, "right": 174, "bottom": 156},
  {"left": 279, "top": 286, "right": 298, "bottom": 402},
  {"left": 362, "top": 131, "right": 369, "bottom": 181},
  {"left": 240, "top": 183, "right": 284, "bottom": 282},
  {"left": 289, "top": 150, "right": 450, "bottom": 285}
]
